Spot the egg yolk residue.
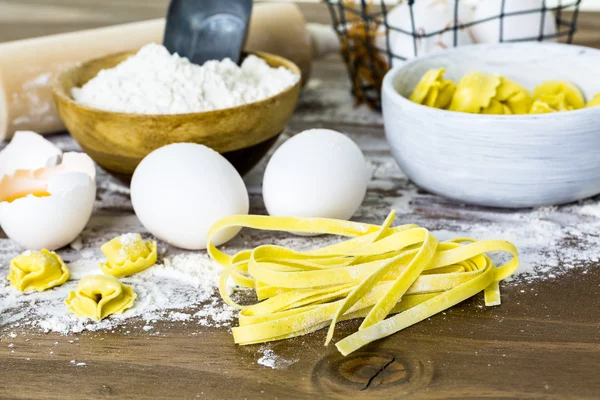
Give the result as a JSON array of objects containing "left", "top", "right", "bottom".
[
  {"left": 99, "top": 233, "right": 157, "bottom": 278},
  {"left": 586, "top": 92, "right": 600, "bottom": 108},
  {"left": 449, "top": 72, "right": 532, "bottom": 115},
  {"left": 7, "top": 249, "right": 70, "bottom": 292},
  {"left": 65, "top": 275, "right": 136, "bottom": 320},
  {"left": 530, "top": 81, "right": 586, "bottom": 114},
  {"left": 3, "top": 191, "right": 51, "bottom": 203},
  {"left": 409, "top": 68, "right": 456, "bottom": 109}
]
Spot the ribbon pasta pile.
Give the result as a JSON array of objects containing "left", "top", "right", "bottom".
[{"left": 207, "top": 211, "right": 519, "bottom": 356}]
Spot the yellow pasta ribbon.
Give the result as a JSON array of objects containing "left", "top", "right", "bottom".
[
  {"left": 65, "top": 275, "right": 136, "bottom": 320},
  {"left": 449, "top": 72, "right": 531, "bottom": 115},
  {"left": 100, "top": 233, "right": 157, "bottom": 278},
  {"left": 409, "top": 68, "right": 456, "bottom": 109},
  {"left": 207, "top": 211, "right": 519, "bottom": 356},
  {"left": 586, "top": 92, "right": 600, "bottom": 108},
  {"left": 530, "top": 80, "right": 585, "bottom": 114},
  {"left": 7, "top": 249, "right": 69, "bottom": 292}
]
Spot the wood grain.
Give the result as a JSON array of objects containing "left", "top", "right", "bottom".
[{"left": 0, "top": 2, "right": 600, "bottom": 400}]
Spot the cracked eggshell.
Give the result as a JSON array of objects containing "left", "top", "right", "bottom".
[
  {"left": 471, "top": 0, "right": 557, "bottom": 44},
  {"left": 0, "top": 153, "right": 96, "bottom": 250},
  {"left": 376, "top": 0, "right": 474, "bottom": 67},
  {"left": 0, "top": 131, "right": 62, "bottom": 176}
]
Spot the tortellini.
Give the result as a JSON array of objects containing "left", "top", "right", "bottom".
[
  {"left": 449, "top": 72, "right": 532, "bottom": 115},
  {"left": 65, "top": 275, "right": 136, "bottom": 320},
  {"left": 409, "top": 70, "right": 598, "bottom": 115},
  {"left": 8, "top": 249, "right": 69, "bottom": 292},
  {"left": 485, "top": 77, "right": 532, "bottom": 115},
  {"left": 586, "top": 92, "right": 600, "bottom": 108},
  {"left": 409, "top": 68, "right": 456, "bottom": 109},
  {"left": 100, "top": 233, "right": 157, "bottom": 278},
  {"left": 530, "top": 81, "right": 585, "bottom": 114},
  {"left": 448, "top": 71, "right": 500, "bottom": 113}
]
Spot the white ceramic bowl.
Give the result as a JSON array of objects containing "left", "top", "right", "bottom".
[{"left": 382, "top": 43, "right": 600, "bottom": 208}]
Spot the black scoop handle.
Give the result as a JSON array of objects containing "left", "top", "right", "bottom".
[{"left": 164, "top": 0, "right": 253, "bottom": 65}]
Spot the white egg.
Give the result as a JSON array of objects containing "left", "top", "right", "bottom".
[
  {"left": 376, "top": 0, "right": 474, "bottom": 67},
  {"left": 0, "top": 153, "right": 96, "bottom": 250},
  {"left": 262, "top": 129, "right": 369, "bottom": 221},
  {"left": 0, "top": 131, "right": 62, "bottom": 176},
  {"left": 131, "top": 143, "right": 249, "bottom": 250},
  {"left": 471, "top": 0, "right": 557, "bottom": 43}
]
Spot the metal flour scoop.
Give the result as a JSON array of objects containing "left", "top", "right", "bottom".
[{"left": 163, "top": 0, "right": 253, "bottom": 65}]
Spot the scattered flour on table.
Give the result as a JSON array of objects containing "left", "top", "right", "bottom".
[
  {"left": 256, "top": 346, "right": 297, "bottom": 369},
  {"left": 0, "top": 252, "right": 236, "bottom": 334},
  {"left": 72, "top": 43, "right": 299, "bottom": 114},
  {"left": 70, "top": 360, "right": 86, "bottom": 367},
  {"left": 376, "top": 167, "right": 600, "bottom": 281}
]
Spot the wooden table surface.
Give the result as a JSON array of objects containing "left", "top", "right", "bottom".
[{"left": 1, "top": 2, "right": 600, "bottom": 399}]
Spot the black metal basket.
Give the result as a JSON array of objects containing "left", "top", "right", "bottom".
[{"left": 324, "top": 0, "right": 582, "bottom": 109}]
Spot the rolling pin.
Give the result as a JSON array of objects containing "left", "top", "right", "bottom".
[{"left": 0, "top": 3, "right": 338, "bottom": 140}]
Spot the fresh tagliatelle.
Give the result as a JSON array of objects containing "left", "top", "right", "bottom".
[{"left": 207, "top": 211, "right": 519, "bottom": 356}]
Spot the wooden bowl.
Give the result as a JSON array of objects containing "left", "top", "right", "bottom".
[
  {"left": 382, "top": 42, "right": 600, "bottom": 208},
  {"left": 52, "top": 51, "right": 301, "bottom": 177}
]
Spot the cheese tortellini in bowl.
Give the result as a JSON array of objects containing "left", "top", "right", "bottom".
[
  {"left": 381, "top": 43, "right": 600, "bottom": 208},
  {"left": 409, "top": 69, "right": 594, "bottom": 115}
]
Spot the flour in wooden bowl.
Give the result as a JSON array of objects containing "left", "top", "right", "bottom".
[{"left": 71, "top": 43, "right": 300, "bottom": 114}]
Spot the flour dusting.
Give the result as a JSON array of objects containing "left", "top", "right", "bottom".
[
  {"left": 0, "top": 252, "right": 235, "bottom": 334},
  {"left": 257, "top": 346, "right": 297, "bottom": 369}
]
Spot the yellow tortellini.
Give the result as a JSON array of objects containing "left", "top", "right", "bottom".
[
  {"left": 7, "top": 249, "right": 69, "bottom": 292},
  {"left": 586, "top": 92, "right": 600, "bottom": 108},
  {"left": 409, "top": 68, "right": 456, "bottom": 109},
  {"left": 449, "top": 72, "right": 532, "bottom": 115},
  {"left": 65, "top": 275, "right": 136, "bottom": 320},
  {"left": 530, "top": 81, "right": 586, "bottom": 114},
  {"left": 100, "top": 233, "right": 157, "bottom": 278},
  {"left": 486, "top": 77, "right": 532, "bottom": 115},
  {"left": 408, "top": 70, "right": 598, "bottom": 115},
  {"left": 449, "top": 72, "right": 500, "bottom": 113}
]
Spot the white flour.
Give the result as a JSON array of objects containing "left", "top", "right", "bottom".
[
  {"left": 0, "top": 251, "right": 236, "bottom": 334},
  {"left": 256, "top": 346, "right": 297, "bottom": 369},
  {"left": 72, "top": 43, "right": 300, "bottom": 114}
]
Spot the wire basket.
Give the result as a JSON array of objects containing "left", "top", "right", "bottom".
[{"left": 324, "top": 0, "right": 583, "bottom": 109}]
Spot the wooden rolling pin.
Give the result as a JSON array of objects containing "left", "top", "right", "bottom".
[{"left": 0, "top": 3, "right": 338, "bottom": 140}]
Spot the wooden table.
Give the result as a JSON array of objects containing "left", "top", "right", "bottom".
[{"left": 1, "top": 2, "right": 600, "bottom": 399}]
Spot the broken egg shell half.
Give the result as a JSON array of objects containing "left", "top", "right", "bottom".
[
  {"left": 0, "top": 131, "right": 63, "bottom": 176},
  {"left": 0, "top": 153, "right": 96, "bottom": 251}
]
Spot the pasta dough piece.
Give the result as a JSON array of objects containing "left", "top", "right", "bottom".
[
  {"left": 449, "top": 72, "right": 531, "bottom": 114},
  {"left": 486, "top": 77, "right": 532, "bottom": 115},
  {"left": 7, "top": 249, "right": 69, "bottom": 292},
  {"left": 449, "top": 72, "right": 500, "bottom": 113},
  {"left": 409, "top": 68, "right": 456, "bottom": 109},
  {"left": 586, "top": 92, "right": 600, "bottom": 108},
  {"left": 530, "top": 80, "right": 585, "bottom": 113},
  {"left": 207, "top": 211, "right": 519, "bottom": 356},
  {"left": 100, "top": 233, "right": 157, "bottom": 277},
  {"left": 65, "top": 275, "right": 136, "bottom": 320}
]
